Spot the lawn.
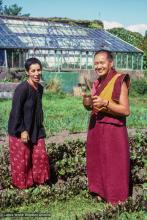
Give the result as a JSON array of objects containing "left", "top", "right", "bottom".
[
  {"left": 0, "top": 92, "right": 147, "bottom": 135},
  {"left": 0, "top": 192, "right": 145, "bottom": 220}
]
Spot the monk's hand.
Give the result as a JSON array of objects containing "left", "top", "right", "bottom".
[
  {"left": 81, "top": 92, "right": 86, "bottom": 97},
  {"left": 92, "top": 96, "right": 106, "bottom": 111},
  {"left": 21, "top": 131, "right": 29, "bottom": 143}
]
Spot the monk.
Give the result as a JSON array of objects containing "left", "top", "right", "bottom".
[{"left": 86, "top": 50, "right": 130, "bottom": 204}]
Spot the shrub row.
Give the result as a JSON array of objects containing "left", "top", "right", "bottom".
[
  {"left": 0, "top": 176, "right": 87, "bottom": 209},
  {"left": 0, "top": 134, "right": 146, "bottom": 189},
  {"left": 130, "top": 79, "right": 147, "bottom": 96},
  {"left": 0, "top": 133, "right": 146, "bottom": 209},
  {"left": 82, "top": 195, "right": 145, "bottom": 220}
]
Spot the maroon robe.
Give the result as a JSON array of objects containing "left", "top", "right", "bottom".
[{"left": 86, "top": 68, "right": 130, "bottom": 204}]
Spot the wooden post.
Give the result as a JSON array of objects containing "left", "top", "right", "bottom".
[
  {"left": 12, "top": 51, "right": 14, "bottom": 68},
  {"left": 86, "top": 51, "right": 88, "bottom": 70},
  {"left": 4, "top": 50, "right": 8, "bottom": 68},
  {"left": 80, "top": 51, "right": 82, "bottom": 69},
  {"left": 141, "top": 54, "right": 144, "bottom": 70}
]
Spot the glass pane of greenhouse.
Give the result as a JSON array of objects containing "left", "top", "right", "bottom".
[
  {"left": 128, "top": 54, "right": 133, "bottom": 69},
  {"left": 116, "top": 53, "right": 122, "bottom": 69},
  {"left": 0, "top": 16, "right": 143, "bottom": 70},
  {"left": 133, "top": 53, "right": 138, "bottom": 70},
  {"left": 121, "top": 53, "right": 127, "bottom": 69},
  {"left": 137, "top": 54, "right": 142, "bottom": 70},
  {"left": 74, "top": 51, "right": 81, "bottom": 69},
  {"left": 87, "top": 52, "right": 94, "bottom": 69},
  {"left": 62, "top": 51, "right": 69, "bottom": 69}
]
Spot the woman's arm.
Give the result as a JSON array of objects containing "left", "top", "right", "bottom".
[{"left": 8, "top": 83, "right": 29, "bottom": 139}]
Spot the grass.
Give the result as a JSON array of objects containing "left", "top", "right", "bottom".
[
  {"left": 0, "top": 99, "right": 11, "bottom": 133},
  {"left": 0, "top": 192, "right": 145, "bottom": 220},
  {"left": 0, "top": 93, "right": 147, "bottom": 135},
  {"left": 128, "top": 97, "right": 147, "bottom": 128},
  {"left": 0, "top": 194, "right": 104, "bottom": 220},
  {"left": 43, "top": 92, "right": 89, "bottom": 134}
]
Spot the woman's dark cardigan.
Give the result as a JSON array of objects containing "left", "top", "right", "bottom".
[{"left": 8, "top": 81, "right": 46, "bottom": 144}]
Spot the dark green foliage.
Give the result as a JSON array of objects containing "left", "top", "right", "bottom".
[
  {"left": 130, "top": 79, "right": 147, "bottom": 96},
  {"left": 143, "top": 53, "right": 147, "bottom": 70},
  {"left": 48, "top": 17, "right": 104, "bottom": 29},
  {"left": 48, "top": 140, "right": 86, "bottom": 180},
  {"left": 108, "top": 27, "right": 147, "bottom": 70},
  {"left": 0, "top": 143, "right": 11, "bottom": 189},
  {"left": 0, "top": 134, "right": 146, "bottom": 212},
  {"left": 0, "top": 176, "right": 87, "bottom": 209},
  {"left": 129, "top": 132, "right": 147, "bottom": 184},
  {"left": 108, "top": 28, "right": 144, "bottom": 48},
  {"left": 0, "top": 135, "right": 146, "bottom": 188},
  {"left": 82, "top": 195, "right": 144, "bottom": 220},
  {"left": 0, "top": 0, "right": 3, "bottom": 14},
  {"left": 144, "top": 70, "right": 147, "bottom": 78},
  {"left": 0, "top": 0, "right": 30, "bottom": 16},
  {"left": 4, "top": 4, "right": 23, "bottom": 16}
]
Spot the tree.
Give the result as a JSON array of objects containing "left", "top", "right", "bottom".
[
  {"left": 0, "top": 0, "right": 30, "bottom": 16},
  {"left": 0, "top": 0, "right": 3, "bottom": 14},
  {"left": 107, "top": 27, "right": 147, "bottom": 70},
  {"left": 107, "top": 27, "right": 144, "bottom": 48}
]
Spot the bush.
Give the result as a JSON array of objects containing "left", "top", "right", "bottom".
[
  {"left": 82, "top": 195, "right": 145, "bottom": 220},
  {"left": 144, "top": 69, "right": 147, "bottom": 78},
  {"left": 45, "top": 76, "right": 62, "bottom": 93},
  {"left": 47, "top": 140, "right": 86, "bottom": 181},
  {"left": 1, "top": 135, "right": 146, "bottom": 188},
  {"left": 130, "top": 79, "right": 147, "bottom": 96},
  {"left": 0, "top": 134, "right": 146, "bottom": 209},
  {"left": 129, "top": 132, "right": 147, "bottom": 184},
  {"left": 0, "top": 144, "right": 11, "bottom": 189}
]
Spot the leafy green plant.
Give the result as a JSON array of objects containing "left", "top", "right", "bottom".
[
  {"left": 82, "top": 195, "right": 145, "bottom": 220},
  {"left": 130, "top": 79, "right": 147, "bottom": 96},
  {"left": 0, "top": 144, "right": 11, "bottom": 189},
  {"left": 129, "top": 131, "right": 147, "bottom": 184},
  {"left": 0, "top": 135, "right": 146, "bottom": 220},
  {"left": 45, "top": 76, "right": 62, "bottom": 93}
]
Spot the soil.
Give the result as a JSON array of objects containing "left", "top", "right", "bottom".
[
  {"left": 47, "top": 128, "right": 147, "bottom": 144},
  {"left": 1, "top": 128, "right": 147, "bottom": 146}
]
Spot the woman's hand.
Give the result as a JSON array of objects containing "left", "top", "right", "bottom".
[{"left": 21, "top": 131, "right": 29, "bottom": 143}]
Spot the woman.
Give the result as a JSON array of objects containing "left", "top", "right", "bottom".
[
  {"left": 8, "top": 57, "right": 50, "bottom": 189},
  {"left": 86, "top": 50, "right": 130, "bottom": 204}
]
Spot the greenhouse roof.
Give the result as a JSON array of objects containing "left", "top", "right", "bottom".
[{"left": 0, "top": 15, "right": 143, "bottom": 53}]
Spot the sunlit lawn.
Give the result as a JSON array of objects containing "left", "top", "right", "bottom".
[
  {"left": 0, "top": 93, "right": 147, "bottom": 135},
  {"left": 1, "top": 192, "right": 145, "bottom": 220}
]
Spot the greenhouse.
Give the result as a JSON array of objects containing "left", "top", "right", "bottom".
[{"left": 0, "top": 15, "right": 144, "bottom": 71}]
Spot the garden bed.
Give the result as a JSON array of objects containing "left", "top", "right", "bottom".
[
  {"left": 0, "top": 93, "right": 146, "bottom": 219},
  {"left": 0, "top": 133, "right": 146, "bottom": 219}
]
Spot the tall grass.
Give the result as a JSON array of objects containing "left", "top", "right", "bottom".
[{"left": 0, "top": 93, "right": 147, "bottom": 135}]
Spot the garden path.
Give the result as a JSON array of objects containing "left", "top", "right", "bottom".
[{"left": 0, "top": 128, "right": 147, "bottom": 145}]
